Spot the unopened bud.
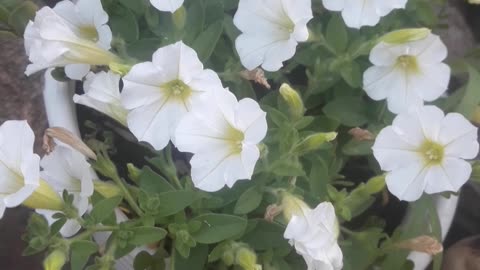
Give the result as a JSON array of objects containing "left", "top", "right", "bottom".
[
  {"left": 365, "top": 175, "right": 386, "bottom": 194},
  {"left": 395, "top": 235, "right": 443, "bottom": 255},
  {"left": 294, "top": 132, "right": 337, "bottom": 154},
  {"left": 380, "top": 28, "right": 431, "bottom": 44},
  {"left": 109, "top": 62, "right": 132, "bottom": 77},
  {"left": 222, "top": 250, "right": 235, "bottom": 266},
  {"left": 236, "top": 247, "right": 262, "bottom": 270},
  {"left": 23, "top": 179, "right": 64, "bottom": 211},
  {"left": 43, "top": 249, "right": 67, "bottom": 270},
  {"left": 43, "top": 127, "right": 96, "bottom": 160},
  {"left": 127, "top": 163, "right": 142, "bottom": 183},
  {"left": 279, "top": 83, "right": 305, "bottom": 120},
  {"left": 94, "top": 181, "right": 122, "bottom": 198}
]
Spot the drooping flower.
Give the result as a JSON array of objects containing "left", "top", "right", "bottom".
[
  {"left": 0, "top": 121, "right": 63, "bottom": 218},
  {"left": 73, "top": 71, "right": 128, "bottom": 125},
  {"left": 322, "top": 0, "right": 407, "bottom": 29},
  {"left": 363, "top": 32, "right": 451, "bottom": 114},
  {"left": 37, "top": 146, "right": 95, "bottom": 237},
  {"left": 233, "top": 0, "right": 313, "bottom": 72},
  {"left": 149, "top": 0, "right": 184, "bottom": 13},
  {"left": 24, "top": 0, "right": 117, "bottom": 80},
  {"left": 175, "top": 88, "right": 267, "bottom": 192},
  {"left": 283, "top": 197, "right": 343, "bottom": 270},
  {"left": 121, "top": 41, "right": 224, "bottom": 150},
  {"left": 373, "top": 106, "right": 479, "bottom": 201}
]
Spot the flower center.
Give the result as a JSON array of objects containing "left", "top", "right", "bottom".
[
  {"left": 225, "top": 125, "right": 244, "bottom": 154},
  {"left": 79, "top": 26, "right": 99, "bottom": 42},
  {"left": 162, "top": 80, "right": 192, "bottom": 101},
  {"left": 419, "top": 140, "right": 445, "bottom": 166},
  {"left": 396, "top": 55, "right": 420, "bottom": 74}
]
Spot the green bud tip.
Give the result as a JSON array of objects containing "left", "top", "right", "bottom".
[
  {"left": 279, "top": 83, "right": 305, "bottom": 120},
  {"left": 380, "top": 28, "right": 431, "bottom": 45},
  {"left": 43, "top": 250, "right": 67, "bottom": 270}
]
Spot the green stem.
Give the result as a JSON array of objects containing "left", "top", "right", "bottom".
[
  {"left": 340, "top": 226, "right": 356, "bottom": 236},
  {"left": 111, "top": 174, "right": 144, "bottom": 216}
]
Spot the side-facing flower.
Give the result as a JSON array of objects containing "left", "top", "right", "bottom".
[
  {"left": 24, "top": 0, "right": 116, "bottom": 80},
  {"left": 322, "top": 0, "right": 407, "bottom": 28},
  {"left": 175, "top": 88, "right": 267, "bottom": 192},
  {"left": 37, "top": 145, "right": 95, "bottom": 237},
  {"left": 363, "top": 32, "right": 450, "bottom": 114},
  {"left": 149, "top": 0, "right": 184, "bottom": 13},
  {"left": 373, "top": 106, "right": 479, "bottom": 201},
  {"left": 283, "top": 196, "right": 343, "bottom": 270},
  {"left": 74, "top": 71, "right": 128, "bottom": 125},
  {"left": 121, "top": 41, "right": 224, "bottom": 150},
  {"left": 233, "top": 0, "right": 313, "bottom": 71},
  {"left": 0, "top": 121, "right": 63, "bottom": 218}
]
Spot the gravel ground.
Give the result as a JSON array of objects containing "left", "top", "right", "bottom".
[{"left": 0, "top": 0, "right": 479, "bottom": 269}]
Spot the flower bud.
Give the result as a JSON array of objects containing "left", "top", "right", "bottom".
[
  {"left": 93, "top": 181, "right": 122, "bottom": 198},
  {"left": 222, "top": 250, "right": 235, "bottom": 266},
  {"left": 236, "top": 247, "right": 262, "bottom": 270},
  {"left": 127, "top": 163, "right": 142, "bottom": 183},
  {"left": 365, "top": 175, "right": 386, "bottom": 194},
  {"left": 294, "top": 132, "right": 338, "bottom": 154},
  {"left": 281, "top": 193, "right": 310, "bottom": 221},
  {"left": 173, "top": 6, "right": 186, "bottom": 29},
  {"left": 43, "top": 249, "right": 67, "bottom": 270},
  {"left": 108, "top": 62, "right": 132, "bottom": 77},
  {"left": 395, "top": 235, "right": 443, "bottom": 255},
  {"left": 380, "top": 28, "right": 431, "bottom": 44},
  {"left": 23, "top": 179, "right": 64, "bottom": 211},
  {"left": 279, "top": 83, "right": 305, "bottom": 120}
]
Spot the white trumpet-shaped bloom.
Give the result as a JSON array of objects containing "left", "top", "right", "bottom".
[
  {"left": 233, "top": 0, "right": 313, "bottom": 72},
  {"left": 37, "top": 146, "right": 95, "bottom": 237},
  {"left": 150, "top": 0, "right": 184, "bottom": 13},
  {"left": 0, "top": 121, "right": 41, "bottom": 218},
  {"left": 363, "top": 33, "right": 450, "bottom": 114},
  {"left": 175, "top": 88, "right": 267, "bottom": 192},
  {"left": 74, "top": 71, "right": 128, "bottom": 125},
  {"left": 284, "top": 202, "right": 343, "bottom": 270},
  {"left": 373, "top": 106, "right": 479, "bottom": 202},
  {"left": 121, "top": 41, "right": 224, "bottom": 150},
  {"left": 322, "top": 0, "right": 407, "bottom": 28},
  {"left": 24, "top": 0, "right": 116, "bottom": 80}
]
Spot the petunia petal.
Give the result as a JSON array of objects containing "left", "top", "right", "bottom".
[{"left": 385, "top": 162, "right": 428, "bottom": 201}]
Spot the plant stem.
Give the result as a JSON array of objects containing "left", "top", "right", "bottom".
[
  {"left": 340, "top": 226, "right": 356, "bottom": 236},
  {"left": 111, "top": 174, "right": 144, "bottom": 217}
]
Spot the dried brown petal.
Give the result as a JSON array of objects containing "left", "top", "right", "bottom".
[
  {"left": 240, "top": 68, "right": 271, "bottom": 89},
  {"left": 43, "top": 127, "right": 97, "bottom": 160},
  {"left": 264, "top": 204, "right": 283, "bottom": 222},
  {"left": 348, "top": 127, "right": 375, "bottom": 141},
  {"left": 395, "top": 235, "right": 443, "bottom": 255}
]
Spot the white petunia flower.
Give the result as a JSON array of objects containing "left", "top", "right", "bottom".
[
  {"left": 121, "top": 41, "right": 224, "bottom": 150},
  {"left": 363, "top": 32, "right": 451, "bottom": 114},
  {"left": 149, "top": 0, "right": 184, "bottom": 13},
  {"left": 233, "top": 0, "right": 313, "bottom": 72},
  {"left": 74, "top": 71, "right": 128, "bottom": 125},
  {"left": 37, "top": 146, "right": 95, "bottom": 237},
  {"left": 284, "top": 201, "right": 343, "bottom": 270},
  {"left": 24, "top": 0, "right": 116, "bottom": 80},
  {"left": 322, "top": 0, "right": 407, "bottom": 29},
  {"left": 0, "top": 121, "right": 63, "bottom": 218},
  {"left": 373, "top": 106, "right": 479, "bottom": 202},
  {"left": 175, "top": 88, "right": 267, "bottom": 192}
]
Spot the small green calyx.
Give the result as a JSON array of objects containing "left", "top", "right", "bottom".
[
  {"left": 396, "top": 55, "right": 420, "bottom": 74},
  {"left": 419, "top": 140, "right": 445, "bottom": 166},
  {"left": 163, "top": 80, "right": 192, "bottom": 100}
]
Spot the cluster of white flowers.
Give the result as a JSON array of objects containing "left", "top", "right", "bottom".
[{"left": 9, "top": 0, "right": 479, "bottom": 269}]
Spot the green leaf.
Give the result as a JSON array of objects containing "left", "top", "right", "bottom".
[
  {"left": 173, "top": 244, "right": 208, "bottom": 270},
  {"left": 309, "top": 157, "right": 329, "bottom": 199},
  {"left": 270, "top": 158, "right": 306, "bottom": 177},
  {"left": 456, "top": 64, "right": 480, "bottom": 120},
  {"left": 129, "top": 227, "right": 168, "bottom": 246},
  {"left": 190, "top": 214, "right": 247, "bottom": 244},
  {"left": 234, "top": 186, "right": 263, "bottom": 215},
  {"left": 109, "top": 4, "right": 139, "bottom": 42},
  {"left": 70, "top": 241, "right": 98, "bottom": 270},
  {"left": 340, "top": 61, "right": 362, "bottom": 88},
  {"left": 133, "top": 251, "right": 153, "bottom": 270},
  {"left": 326, "top": 14, "right": 348, "bottom": 54},
  {"left": 117, "top": 0, "right": 145, "bottom": 15},
  {"left": 183, "top": 0, "right": 205, "bottom": 43},
  {"left": 8, "top": 1, "right": 37, "bottom": 35},
  {"left": 155, "top": 191, "right": 199, "bottom": 217},
  {"left": 242, "top": 220, "right": 291, "bottom": 250},
  {"left": 323, "top": 96, "right": 369, "bottom": 127},
  {"left": 191, "top": 20, "right": 223, "bottom": 61},
  {"left": 89, "top": 196, "right": 123, "bottom": 224},
  {"left": 342, "top": 139, "right": 373, "bottom": 156},
  {"left": 139, "top": 166, "right": 175, "bottom": 194},
  {"left": 127, "top": 38, "right": 163, "bottom": 61},
  {"left": 342, "top": 228, "right": 386, "bottom": 270}
]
